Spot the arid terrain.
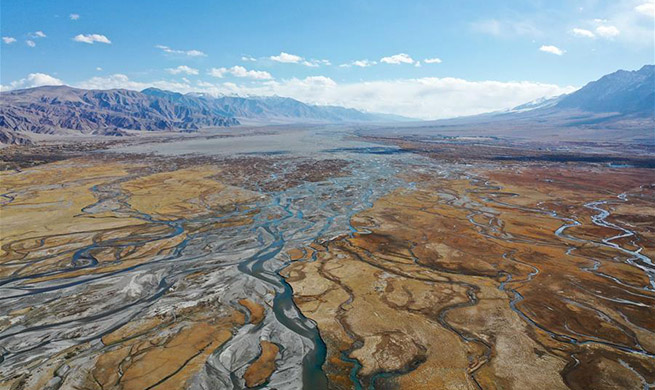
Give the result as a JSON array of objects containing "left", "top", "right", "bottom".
[{"left": 0, "top": 127, "right": 653, "bottom": 389}]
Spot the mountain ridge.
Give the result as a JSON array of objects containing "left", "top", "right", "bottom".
[{"left": 0, "top": 85, "right": 409, "bottom": 141}]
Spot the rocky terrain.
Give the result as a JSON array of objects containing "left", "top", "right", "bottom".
[{"left": 0, "top": 86, "right": 240, "bottom": 136}]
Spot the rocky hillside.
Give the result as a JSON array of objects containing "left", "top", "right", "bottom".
[
  {"left": 0, "top": 86, "right": 239, "bottom": 136},
  {"left": 555, "top": 64, "right": 654, "bottom": 116},
  {"left": 143, "top": 88, "right": 405, "bottom": 123}
]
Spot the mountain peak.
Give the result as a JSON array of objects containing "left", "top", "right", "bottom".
[{"left": 555, "top": 64, "right": 654, "bottom": 115}]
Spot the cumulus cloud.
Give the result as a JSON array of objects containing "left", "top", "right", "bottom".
[
  {"left": 635, "top": 2, "right": 655, "bottom": 17},
  {"left": 1, "top": 73, "right": 63, "bottom": 91},
  {"left": 155, "top": 45, "right": 206, "bottom": 57},
  {"left": 353, "top": 59, "right": 376, "bottom": 67},
  {"left": 380, "top": 53, "right": 415, "bottom": 65},
  {"left": 209, "top": 66, "right": 273, "bottom": 80},
  {"left": 270, "top": 52, "right": 303, "bottom": 63},
  {"left": 572, "top": 28, "right": 595, "bottom": 38},
  {"left": 69, "top": 13, "right": 80, "bottom": 20},
  {"left": 26, "top": 40, "right": 36, "bottom": 47},
  {"left": 471, "top": 19, "right": 541, "bottom": 37},
  {"left": 96, "top": 67, "right": 103, "bottom": 71},
  {"left": 30, "top": 31, "right": 47, "bottom": 38},
  {"left": 539, "top": 45, "right": 565, "bottom": 55},
  {"left": 340, "top": 59, "right": 377, "bottom": 68},
  {"left": 166, "top": 65, "right": 199, "bottom": 75},
  {"left": 74, "top": 34, "right": 111, "bottom": 44},
  {"left": 241, "top": 55, "right": 257, "bottom": 62},
  {"left": 2, "top": 37, "right": 16, "bottom": 44},
  {"left": 303, "top": 59, "right": 331, "bottom": 67},
  {"left": 75, "top": 74, "right": 193, "bottom": 92},
  {"left": 595, "top": 25, "right": 620, "bottom": 38},
  {"left": 424, "top": 57, "right": 443, "bottom": 64},
  {"left": 270, "top": 52, "right": 329, "bottom": 67}
]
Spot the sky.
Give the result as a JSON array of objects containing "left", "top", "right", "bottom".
[{"left": 1, "top": 0, "right": 653, "bottom": 119}]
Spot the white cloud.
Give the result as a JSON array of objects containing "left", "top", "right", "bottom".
[
  {"left": 572, "top": 28, "right": 595, "bottom": 38},
  {"left": 353, "top": 59, "right": 376, "bottom": 67},
  {"left": 539, "top": 45, "right": 565, "bottom": 55},
  {"left": 270, "top": 52, "right": 329, "bottom": 67},
  {"left": 424, "top": 57, "right": 443, "bottom": 64},
  {"left": 1, "top": 73, "right": 63, "bottom": 91},
  {"left": 242, "top": 55, "right": 257, "bottom": 62},
  {"left": 340, "top": 59, "right": 377, "bottom": 68},
  {"left": 26, "top": 40, "right": 36, "bottom": 47},
  {"left": 155, "top": 45, "right": 206, "bottom": 57},
  {"left": 75, "top": 74, "right": 192, "bottom": 92},
  {"left": 166, "top": 65, "right": 199, "bottom": 75},
  {"left": 303, "top": 59, "right": 331, "bottom": 67},
  {"left": 69, "top": 13, "right": 80, "bottom": 20},
  {"left": 635, "top": 2, "right": 655, "bottom": 17},
  {"left": 270, "top": 52, "right": 303, "bottom": 63},
  {"left": 596, "top": 2, "right": 652, "bottom": 47},
  {"left": 2, "top": 37, "right": 16, "bottom": 44},
  {"left": 209, "top": 66, "right": 273, "bottom": 80},
  {"left": 203, "top": 76, "right": 574, "bottom": 120},
  {"left": 380, "top": 53, "right": 415, "bottom": 65},
  {"left": 30, "top": 31, "right": 47, "bottom": 38},
  {"left": 74, "top": 34, "right": 111, "bottom": 44},
  {"left": 471, "top": 19, "right": 541, "bottom": 37},
  {"left": 595, "top": 25, "right": 620, "bottom": 38},
  {"left": 96, "top": 67, "right": 103, "bottom": 71}
]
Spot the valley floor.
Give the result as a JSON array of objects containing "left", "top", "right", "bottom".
[{"left": 0, "top": 127, "right": 653, "bottom": 389}]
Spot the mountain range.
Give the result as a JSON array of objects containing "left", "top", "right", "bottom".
[
  {"left": 0, "top": 65, "right": 653, "bottom": 144},
  {"left": 0, "top": 86, "right": 405, "bottom": 143},
  {"left": 383, "top": 64, "right": 654, "bottom": 143}
]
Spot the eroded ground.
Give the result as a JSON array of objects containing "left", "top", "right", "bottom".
[{"left": 0, "top": 129, "right": 654, "bottom": 390}]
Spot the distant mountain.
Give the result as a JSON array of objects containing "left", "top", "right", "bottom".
[
  {"left": 142, "top": 88, "right": 410, "bottom": 123},
  {"left": 503, "top": 65, "right": 654, "bottom": 117},
  {"left": 0, "top": 86, "right": 239, "bottom": 136},
  {"left": 555, "top": 65, "right": 654, "bottom": 116},
  {"left": 371, "top": 65, "right": 655, "bottom": 143},
  {"left": 0, "top": 86, "right": 405, "bottom": 140}
]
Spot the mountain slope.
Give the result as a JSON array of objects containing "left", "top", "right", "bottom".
[
  {"left": 555, "top": 64, "right": 654, "bottom": 116},
  {"left": 143, "top": 88, "right": 407, "bottom": 123},
  {"left": 0, "top": 86, "right": 239, "bottom": 135},
  {"left": 369, "top": 65, "right": 655, "bottom": 143}
]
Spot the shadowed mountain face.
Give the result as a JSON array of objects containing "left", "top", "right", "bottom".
[
  {"left": 0, "top": 86, "right": 240, "bottom": 135},
  {"left": 555, "top": 64, "right": 655, "bottom": 116}
]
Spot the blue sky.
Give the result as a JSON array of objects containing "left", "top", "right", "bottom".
[{"left": 1, "top": 0, "right": 653, "bottom": 118}]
